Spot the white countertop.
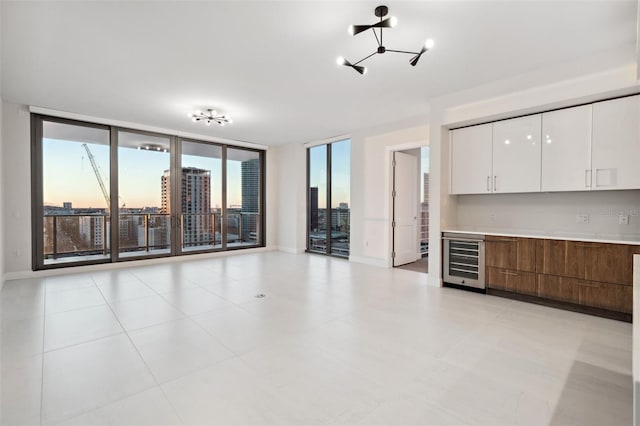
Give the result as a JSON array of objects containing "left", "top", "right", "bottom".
[{"left": 442, "top": 229, "right": 640, "bottom": 245}]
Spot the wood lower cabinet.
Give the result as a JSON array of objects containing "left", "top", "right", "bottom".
[
  {"left": 486, "top": 236, "right": 536, "bottom": 272},
  {"left": 536, "top": 239, "right": 640, "bottom": 286},
  {"left": 487, "top": 267, "right": 536, "bottom": 296},
  {"left": 574, "top": 279, "right": 632, "bottom": 313},
  {"left": 487, "top": 235, "right": 637, "bottom": 319},
  {"left": 536, "top": 274, "right": 577, "bottom": 304}
]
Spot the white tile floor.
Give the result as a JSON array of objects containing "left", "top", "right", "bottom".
[{"left": 0, "top": 252, "right": 633, "bottom": 426}]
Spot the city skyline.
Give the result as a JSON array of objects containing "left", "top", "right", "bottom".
[
  {"left": 43, "top": 138, "right": 250, "bottom": 208},
  {"left": 308, "top": 140, "right": 350, "bottom": 209}
]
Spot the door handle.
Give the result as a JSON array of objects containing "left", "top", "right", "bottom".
[{"left": 487, "top": 176, "right": 491, "bottom": 192}]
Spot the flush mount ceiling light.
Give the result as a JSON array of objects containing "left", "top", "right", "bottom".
[
  {"left": 137, "top": 144, "right": 168, "bottom": 152},
  {"left": 189, "top": 109, "right": 232, "bottom": 126},
  {"left": 337, "top": 5, "right": 435, "bottom": 75}
]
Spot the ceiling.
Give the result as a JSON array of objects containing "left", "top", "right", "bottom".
[{"left": 1, "top": 1, "right": 637, "bottom": 146}]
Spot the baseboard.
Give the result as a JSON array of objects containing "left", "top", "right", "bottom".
[
  {"left": 275, "top": 247, "right": 306, "bottom": 254},
  {"left": 348, "top": 255, "right": 388, "bottom": 268}
]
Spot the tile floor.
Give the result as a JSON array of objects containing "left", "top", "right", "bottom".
[{"left": 0, "top": 252, "right": 633, "bottom": 426}]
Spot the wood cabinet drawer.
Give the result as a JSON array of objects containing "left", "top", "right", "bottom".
[
  {"left": 536, "top": 239, "right": 640, "bottom": 286},
  {"left": 537, "top": 274, "right": 632, "bottom": 313},
  {"left": 537, "top": 274, "right": 578, "bottom": 304},
  {"left": 574, "top": 279, "right": 632, "bottom": 314},
  {"left": 486, "top": 236, "right": 536, "bottom": 272},
  {"left": 487, "top": 267, "right": 536, "bottom": 296}
]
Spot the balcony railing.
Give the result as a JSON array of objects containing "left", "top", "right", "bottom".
[{"left": 44, "top": 211, "right": 261, "bottom": 262}]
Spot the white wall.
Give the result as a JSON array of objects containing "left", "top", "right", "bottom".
[
  {"left": 2, "top": 103, "right": 30, "bottom": 275},
  {"left": 274, "top": 142, "right": 306, "bottom": 253},
  {"left": 1, "top": 101, "right": 280, "bottom": 276},
  {"left": 264, "top": 146, "right": 278, "bottom": 249},
  {"left": 427, "top": 63, "right": 640, "bottom": 287},
  {"left": 349, "top": 124, "right": 429, "bottom": 267}
]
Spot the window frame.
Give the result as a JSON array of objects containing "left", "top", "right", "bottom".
[
  {"left": 306, "top": 139, "right": 350, "bottom": 258},
  {"left": 31, "top": 113, "right": 266, "bottom": 271}
]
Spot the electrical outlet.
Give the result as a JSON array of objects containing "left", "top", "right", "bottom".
[
  {"left": 619, "top": 214, "right": 630, "bottom": 225},
  {"left": 576, "top": 214, "right": 589, "bottom": 224}
]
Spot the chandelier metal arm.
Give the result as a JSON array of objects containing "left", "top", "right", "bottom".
[
  {"left": 372, "top": 28, "right": 381, "bottom": 46},
  {"left": 386, "top": 49, "right": 420, "bottom": 55},
  {"left": 353, "top": 51, "right": 378, "bottom": 66}
]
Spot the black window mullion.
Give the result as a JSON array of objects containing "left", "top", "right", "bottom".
[
  {"left": 326, "top": 143, "right": 332, "bottom": 255},
  {"left": 221, "top": 145, "right": 228, "bottom": 250}
]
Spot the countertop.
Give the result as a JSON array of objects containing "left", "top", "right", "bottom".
[{"left": 442, "top": 229, "right": 640, "bottom": 245}]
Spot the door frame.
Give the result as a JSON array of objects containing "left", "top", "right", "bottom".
[{"left": 385, "top": 141, "right": 428, "bottom": 268}]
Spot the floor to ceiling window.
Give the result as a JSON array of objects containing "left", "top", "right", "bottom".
[
  {"left": 117, "top": 130, "right": 172, "bottom": 259},
  {"left": 307, "top": 139, "right": 350, "bottom": 257},
  {"left": 31, "top": 114, "right": 265, "bottom": 270},
  {"left": 37, "top": 119, "right": 112, "bottom": 266},
  {"left": 180, "top": 140, "right": 223, "bottom": 252}
]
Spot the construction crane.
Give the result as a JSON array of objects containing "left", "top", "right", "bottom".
[{"left": 81, "top": 144, "right": 126, "bottom": 211}]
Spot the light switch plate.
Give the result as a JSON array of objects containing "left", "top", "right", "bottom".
[{"left": 619, "top": 214, "right": 630, "bottom": 225}]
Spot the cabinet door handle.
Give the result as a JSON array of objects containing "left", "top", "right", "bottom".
[
  {"left": 487, "top": 176, "right": 491, "bottom": 192},
  {"left": 575, "top": 281, "right": 602, "bottom": 288},
  {"left": 574, "top": 243, "right": 602, "bottom": 248},
  {"left": 492, "top": 238, "right": 518, "bottom": 242},
  {"left": 493, "top": 176, "right": 497, "bottom": 191}
]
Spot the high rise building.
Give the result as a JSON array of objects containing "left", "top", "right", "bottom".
[
  {"left": 161, "top": 167, "right": 211, "bottom": 247},
  {"left": 241, "top": 158, "right": 260, "bottom": 242},
  {"left": 79, "top": 215, "right": 107, "bottom": 249},
  {"left": 309, "top": 187, "right": 319, "bottom": 230}
]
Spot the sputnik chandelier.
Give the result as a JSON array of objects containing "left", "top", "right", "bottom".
[
  {"left": 190, "top": 109, "right": 232, "bottom": 126},
  {"left": 336, "top": 5, "right": 434, "bottom": 75}
]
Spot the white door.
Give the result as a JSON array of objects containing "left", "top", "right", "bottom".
[
  {"left": 450, "top": 124, "right": 493, "bottom": 194},
  {"left": 393, "top": 152, "right": 420, "bottom": 266}
]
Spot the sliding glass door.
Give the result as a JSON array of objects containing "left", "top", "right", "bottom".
[
  {"left": 37, "top": 119, "right": 112, "bottom": 266},
  {"left": 179, "top": 140, "right": 223, "bottom": 252},
  {"left": 117, "top": 130, "right": 172, "bottom": 259},
  {"left": 226, "top": 148, "right": 262, "bottom": 248},
  {"left": 32, "top": 115, "right": 265, "bottom": 270}
]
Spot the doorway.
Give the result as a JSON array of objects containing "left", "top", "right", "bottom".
[{"left": 392, "top": 147, "right": 429, "bottom": 273}]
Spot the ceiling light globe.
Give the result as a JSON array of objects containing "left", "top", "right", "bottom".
[
  {"left": 192, "top": 117, "right": 197, "bottom": 122},
  {"left": 348, "top": 25, "right": 355, "bottom": 35},
  {"left": 336, "top": 56, "right": 346, "bottom": 66},
  {"left": 425, "top": 38, "right": 435, "bottom": 49},
  {"left": 390, "top": 16, "right": 398, "bottom": 27},
  {"left": 363, "top": 67, "right": 368, "bottom": 75},
  {"left": 227, "top": 119, "right": 233, "bottom": 124}
]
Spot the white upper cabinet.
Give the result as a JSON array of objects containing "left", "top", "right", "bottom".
[
  {"left": 492, "top": 114, "right": 542, "bottom": 193},
  {"left": 592, "top": 95, "right": 640, "bottom": 190},
  {"left": 541, "top": 105, "right": 592, "bottom": 192},
  {"left": 450, "top": 123, "right": 493, "bottom": 195}
]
